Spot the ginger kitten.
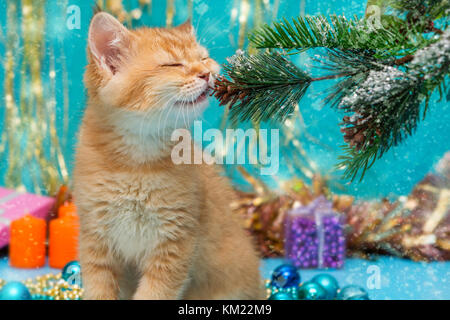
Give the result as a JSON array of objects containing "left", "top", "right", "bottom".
[{"left": 73, "top": 12, "right": 263, "bottom": 300}]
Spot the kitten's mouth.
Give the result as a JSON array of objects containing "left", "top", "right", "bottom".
[{"left": 176, "top": 88, "right": 210, "bottom": 106}]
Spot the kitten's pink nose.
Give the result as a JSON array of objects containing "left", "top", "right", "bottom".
[{"left": 198, "top": 72, "right": 210, "bottom": 82}]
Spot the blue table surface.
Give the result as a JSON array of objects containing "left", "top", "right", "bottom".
[{"left": 1, "top": 256, "right": 449, "bottom": 300}]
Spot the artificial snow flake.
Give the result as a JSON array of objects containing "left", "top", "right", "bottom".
[
  {"left": 409, "top": 29, "right": 450, "bottom": 79},
  {"left": 340, "top": 66, "right": 416, "bottom": 108}
]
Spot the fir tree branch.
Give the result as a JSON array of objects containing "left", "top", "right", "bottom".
[
  {"left": 214, "top": 1, "right": 450, "bottom": 182},
  {"left": 336, "top": 29, "right": 450, "bottom": 180},
  {"left": 389, "top": 0, "right": 450, "bottom": 20},
  {"left": 213, "top": 50, "right": 312, "bottom": 124},
  {"left": 337, "top": 67, "right": 425, "bottom": 181},
  {"left": 249, "top": 14, "right": 429, "bottom": 55}
]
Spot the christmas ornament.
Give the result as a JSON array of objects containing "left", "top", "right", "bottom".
[
  {"left": 337, "top": 285, "right": 369, "bottom": 300},
  {"left": 285, "top": 196, "right": 346, "bottom": 269},
  {"left": 24, "top": 273, "right": 83, "bottom": 300},
  {"left": 0, "top": 281, "right": 32, "bottom": 300},
  {"left": 62, "top": 261, "right": 82, "bottom": 286},
  {"left": 284, "top": 287, "right": 300, "bottom": 300},
  {"left": 311, "top": 274, "right": 339, "bottom": 299},
  {"left": 266, "top": 264, "right": 370, "bottom": 300},
  {"left": 233, "top": 170, "right": 353, "bottom": 259},
  {"left": 270, "top": 264, "right": 301, "bottom": 289},
  {"left": 297, "top": 281, "right": 327, "bottom": 300},
  {"left": 268, "top": 291, "right": 295, "bottom": 300}
]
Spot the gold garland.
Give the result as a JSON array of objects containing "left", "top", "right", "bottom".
[{"left": 1, "top": 0, "right": 69, "bottom": 195}]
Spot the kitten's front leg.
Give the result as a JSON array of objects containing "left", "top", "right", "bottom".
[
  {"left": 133, "top": 237, "right": 194, "bottom": 300},
  {"left": 79, "top": 235, "right": 120, "bottom": 300}
]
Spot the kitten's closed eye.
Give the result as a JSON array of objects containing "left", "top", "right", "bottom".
[
  {"left": 161, "top": 63, "right": 184, "bottom": 67},
  {"left": 161, "top": 57, "right": 208, "bottom": 67}
]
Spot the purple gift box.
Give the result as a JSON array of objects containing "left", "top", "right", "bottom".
[
  {"left": 285, "top": 196, "right": 345, "bottom": 269},
  {"left": 0, "top": 187, "right": 55, "bottom": 249}
]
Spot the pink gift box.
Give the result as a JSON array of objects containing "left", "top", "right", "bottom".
[{"left": 0, "top": 188, "right": 55, "bottom": 249}]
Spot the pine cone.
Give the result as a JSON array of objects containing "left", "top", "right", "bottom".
[
  {"left": 212, "top": 76, "right": 249, "bottom": 108},
  {"left": 340, "top": 114, "right": 381, "bottom": 151}
]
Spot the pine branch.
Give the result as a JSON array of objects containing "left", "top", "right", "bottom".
[
  {"left": 213, "top": 50, "right": 312, "bottom": 124},
  {"left": 389, "top": 0, "right": 450, "bottom": 20},
  {"left": 336, "top": 67, "right": 424, "bottom": 181},
  {"left": 335, "top": 30, "right": 450, "bottom": 180},
  {"left": 249, "top": 14, "right": 429, "bottom": 55},
  {"left": 214, "top": 1, "right": 450, "bottom": 182},
  {"left": 313, "top": 49, "right": 385, "bottom": 108}
]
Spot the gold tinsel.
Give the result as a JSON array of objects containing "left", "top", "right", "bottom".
[
  {"left": 166, "top": 0, "right": 175, "bottom": 27},
  {"left": 1, "top": 0, "right": 69, "bottom": 195}
]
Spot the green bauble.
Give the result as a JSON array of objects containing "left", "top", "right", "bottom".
[
  {"left": 0, "top": 282, "right": 32, "bottom": 300},
  {"left": 311, "top": 274, "right": 339, "bottom": 299},
  {"left": 287, "top": 287, "right": 300, "bottom": 300},
  {"left": 268, "top": 291, "right": 295, "bottom": 300},
  {"left": 298, "top": 281, "right": 327, "bottom": 300},
  {"left": 337, "top": 285, "right": 369, "bottom": 300}
]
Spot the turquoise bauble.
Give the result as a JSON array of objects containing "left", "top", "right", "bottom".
[
  {"left": 311, "top": 274, "right": 339, "bottom": 299},
  {"left": 62, "top": 260, "right": 82, "bottom": 286},
  {"left": 268, "top": 291, "right": 295, "bottom": 300},
  {"left": 0, "top": 282, "right": 32, "bottom": 300},
  {"left": 270, "top": 264, "right": 301, "bottom": 289},
  {"left": 298, "top": 281, "right": 327, "bottom": 300},
  {"left": 337, "top": 285, "right": 369, "bottom": 300}
]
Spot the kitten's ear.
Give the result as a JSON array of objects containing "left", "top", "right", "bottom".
[
  {"left": 88, "top": 12, "right": 131, "bottom": 74},
  {"left": 175, "top": 19, "right": 194, "bottom": 35}
]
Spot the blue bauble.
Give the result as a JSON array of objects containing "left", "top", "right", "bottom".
[
  {"left": 62, "top": 260, "right": 82, "bottom": 287},
  {"left": 270, "top": 264, "right": 301, "bottom": 289},
  {"left": 268, "top": 291, "right": 295, "bottom": 300},
  {"left": 311, "top": 274, "right": 339, "bottom": 299},
  {"left": 0, "top": 282, "right": 32, "bottom": 300},
  {"left": 298, "top": 281, "right": 327, "bottom": 300},
  {"left": 337, "top": 285, "right": 369, "bottom": 300}
]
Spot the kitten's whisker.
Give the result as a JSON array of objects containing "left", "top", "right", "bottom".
[
  {"left": 182, "top": 101, "right": 188, "bottom": 130},
  {"left": 157, "top": 95, "right": 178, "bottom": 143}
]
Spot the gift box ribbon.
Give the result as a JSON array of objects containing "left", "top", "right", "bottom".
[{"left": 0, "top": 191, "right": 21, "bottom": 226}]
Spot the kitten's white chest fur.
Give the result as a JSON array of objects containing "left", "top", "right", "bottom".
[
  {"left": 99, "top": 176, "right": 168, "bottom": 264},
  {"left": 105, "top": 204, "right": 161, "bottom": 263}
]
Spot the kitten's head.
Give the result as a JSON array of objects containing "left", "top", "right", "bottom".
[{"left": 85, "top": 12, "right": 219, "bottom": 130}]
